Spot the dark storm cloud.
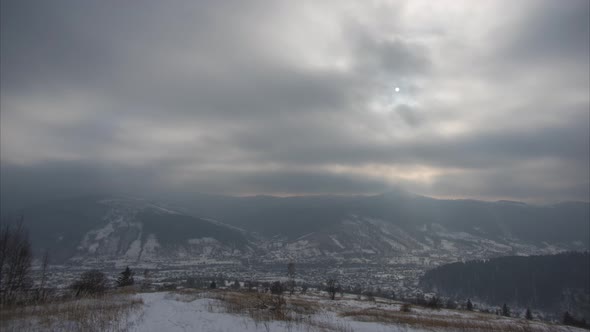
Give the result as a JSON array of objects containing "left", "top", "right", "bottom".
[
  {"left": 0, "top": 161, "right": 159, "bottom": 208},
  {"left": 230, "top": 110, "right": 589, "bottom": 169},
  {"left": 1, "top": 0, "right": 588, "bottom": 202},
  {"left": 185, "top": 170, "right": 394, "bottom": 195},
  {"left": 0, "top": 0, "right": 427, "bottom": 119},
  {"left": 0, "top": 161, "right": 393, "bottom": 208}
]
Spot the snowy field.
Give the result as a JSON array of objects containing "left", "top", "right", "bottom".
[
  {"left": 1, "top": 290, "right": 587, "bottom": 332},
  {"left": 128, "top": 291, "right": 586, "bottom": 332}
]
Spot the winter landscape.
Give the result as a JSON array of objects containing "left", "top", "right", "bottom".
[
  {"left": 1, "top": 194, "right": 588, "bottom": 331},
  {"left": 1, "top": 0, "right": 589, "bottom": 331}
]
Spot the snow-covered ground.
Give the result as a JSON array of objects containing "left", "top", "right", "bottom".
[
  {"left": 128, "top": 291, "right": 426, "bottom": 332},
  {"left": 2, "top": 290, "right": 586, "bottom": 332},
  {"left": 126, "top": 291, "right": 587, "bottom": 332}
]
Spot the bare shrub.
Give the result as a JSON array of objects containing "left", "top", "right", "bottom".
[
  {"left": 35, "top": 250, "right": 50, "bottom": 303},
  {"left": 270, "top": 281, "right": 284, "bottom": 295},
  {"left": 326, "top": 278, "right": 338, "bottom": 300},
  {"left": 341, "top": 308, "right": 555, "bottom": 332},
  {"left": 0, "top": 218, "right": 33, "bottom": 305},
  {"left": 0, "top": 292, "right": 143, "bottom": 332},
  {"left": 400, "top": 303, "right": 412, "bottom": 312},
  {"left": 427, "top": 295, "right": 441, "bottom": 309},
  {"left": 71, "top": 270, "right": 108, "bottom": 296},
  {"left": 211, "top": 291, "right": 318, "bottom": 327}
]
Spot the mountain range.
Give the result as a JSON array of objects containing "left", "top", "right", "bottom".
[{"left": 3, "top": 192, "right": 588, "bottom": 268}]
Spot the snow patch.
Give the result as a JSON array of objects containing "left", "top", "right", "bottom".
[{"left": 329, "top": 235, "right": 345, "bottom": 249}]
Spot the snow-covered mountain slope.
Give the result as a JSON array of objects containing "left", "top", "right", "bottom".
[
  {"left": 19, "top": 196, "right": 257, "bottom": 266},
  {"left": 252, "top": 214, "right": 578, "bottom": 266},
  {"left": 13, "top": 194, "right": 589, "bottom": 268}
]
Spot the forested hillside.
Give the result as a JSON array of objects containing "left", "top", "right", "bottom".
[{"left": 420, "top": 252, "right": 590, "bottom": 320}]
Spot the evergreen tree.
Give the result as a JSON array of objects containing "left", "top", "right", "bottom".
[
  {"left": 502, "top": 303, "right": 510, "bottom": 317},
  {"left": 525, "top": 308, "right": 533, "bottom": 320},
  {"left": 209, "top": 281, "right": 217, "bottom": 289},
  {"left": 116, "top": 266, "right": 135, "bottom": 287},
  {"left": 420, "top": 252, "right": 589, "bottom": 314}
]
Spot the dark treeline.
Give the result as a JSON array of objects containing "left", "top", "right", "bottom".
[{"left": 420, "top": 252, "right": 589, "bottom": 321}]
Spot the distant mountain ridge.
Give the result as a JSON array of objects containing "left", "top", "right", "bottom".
[
  {"left": 11, "top": 196, "right": 256, "bottom": 265},
  {"left": 2, "top": 193, "right": 588, "bottom": 267}
]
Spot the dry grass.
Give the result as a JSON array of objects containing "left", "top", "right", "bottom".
[
  {"left": 340, "top": 307, "right": 566, "bottom": 332},
  {"left": 208, "top": 291, "right": 359, "bottom": 332},
  {"left": 208, "top": 291, "right": 321, "bottom": 328},
  {"left": 0, "top": 292, "right": 144, "bottom": 332}
]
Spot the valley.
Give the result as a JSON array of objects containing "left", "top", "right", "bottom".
[{"left": 12, "top": 193, "right": 587, "bottom": 302}]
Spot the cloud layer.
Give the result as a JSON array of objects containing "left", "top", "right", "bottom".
[{"left": 1, "top": 0, "right": 589, "bottom": 203}]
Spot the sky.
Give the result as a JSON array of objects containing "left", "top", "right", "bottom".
[{"left": 1, "top": 0, "right": 589, "bottom": 203}]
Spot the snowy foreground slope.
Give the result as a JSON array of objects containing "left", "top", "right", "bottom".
[
  {"left": 2, "top": 290, "right": 586, "bottom": 332},
  {"left": 129, "top": 291, "right": 585, "bottom": 332}
]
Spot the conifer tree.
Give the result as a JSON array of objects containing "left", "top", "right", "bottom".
[
  {"left": 116, "top": 266, "right": 135, "bottom": 287},
  {"left": 525, "top": 308, "right": 533, "bottom": 320}
]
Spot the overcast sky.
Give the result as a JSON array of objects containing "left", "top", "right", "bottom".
[{"left": 1, "top": 0, "right": 589, "bottom": 203}]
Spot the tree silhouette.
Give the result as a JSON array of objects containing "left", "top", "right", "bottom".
[
  {"left": 270, "top": 281, "right": 284, "bottom": 295},
  {"left": 287, "top": 262, "right": 296, "bottom": 295},
  {"left": 466, "top": 299, "right": 473, "bottom": 311},
  {"left": 116, "top": 266, "right": 135, "bottom": 287},
  {"left": 502, "top": 303, "right": 510, "bottom": 317},
  {"left": 326, "top": 279, "right": 338, "bottom": 300},
  {"left": 0, "top": 218, "right": 33, "bottom": 304},
  {"left": 71, "top": 270, "right": 107, "bottom": 296}
]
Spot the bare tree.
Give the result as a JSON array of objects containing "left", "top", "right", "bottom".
[
  {"left": 0, "top": 223, "right": 11, "bottom": 290},
  {"left": 0, "top": 218, "right": 33, "bottom": 304},
  {"left": 141, "top": 269, "right": 152, "bottom": 290},
  {"left": 326, "top": 278, "right": 338, "bottom": 300},
  {"left": 37, "top": 249, "right": 50, "bottom": 302},
  {"left": 287, "top": 262, "right": 295, "bottom": 295},
  {"left": 270, "top": 281, "right": 284, "bottom": 295}
]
